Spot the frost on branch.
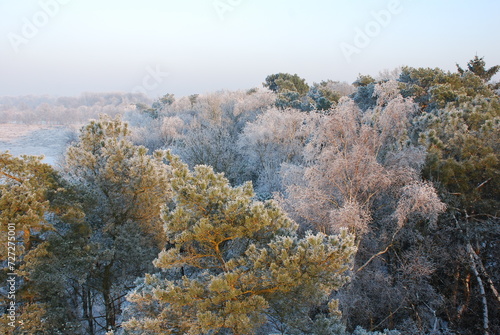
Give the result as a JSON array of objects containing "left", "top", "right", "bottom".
[{"left": 122, "top": 153, "right": 356, "bottom": 335}]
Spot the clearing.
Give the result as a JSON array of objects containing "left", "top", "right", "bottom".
[{"left": 0, "top": 124, "right": 76, "bottom": 166}]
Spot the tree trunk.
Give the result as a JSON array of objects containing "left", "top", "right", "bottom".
[
  {"left": 468, "top": 243, "right": 489, "bottom": 335},
  {"left": 23, "top": 228, "right": 31, "bottom": 251},
  {"left": 103, "top": 263, "right": 116, "bottom": 332},
  {"left": 470, "top": 245, "right": 500, "bottom": 303},
  {"left": 83, "top": 285, "right": 95, "bottom": 335}
]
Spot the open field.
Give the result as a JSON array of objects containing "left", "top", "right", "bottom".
[{"left": 0, "top": 123, "right": 75, "bottom": 165}]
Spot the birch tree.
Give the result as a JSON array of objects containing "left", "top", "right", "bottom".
[{"left": 279, "top": 82, "right": 446, "bottom": 332}]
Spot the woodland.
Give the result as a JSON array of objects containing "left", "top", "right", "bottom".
[{"left": 0, "top": 57, "right": 499, "bottom": 335}]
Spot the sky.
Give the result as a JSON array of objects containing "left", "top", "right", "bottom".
[{"left": 1, "top": 0, "right": 499, "bottom": 98}]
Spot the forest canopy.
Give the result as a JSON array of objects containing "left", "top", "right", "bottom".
[{"left": 1, "top": 57, "right": 499, "bottom": 335}]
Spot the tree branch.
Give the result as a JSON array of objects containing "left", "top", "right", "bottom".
[
  {"left": 0, "top": 170, "right": 23, "bottom": 183},
  {"left": 356, "top": 244, "right": 392, "bottom": 273}
]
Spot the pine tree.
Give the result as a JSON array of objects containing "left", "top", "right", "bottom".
[
  {"left": 62, "top": 115, "right": 172, "bottom": 333},
  {"left": 263, "top": 73, "right": 312, "bottom": 111},
  {"left": 457, "top": 56, "right": 500, "bottom": 83},
  {"left": 1, "top": 152, "right": 85, "bottom": 334},
  {"left": 1, "top": 152, "right": 54, "bottom": 333},
  {"left": 413, "top": 65, "right": 500, "bottom": 335},
  {"left": 0, "top": 152, "right": 56, "bottom": 255},
  {"left": 122, "top": 152, "right": 357, "bottom": 335}
]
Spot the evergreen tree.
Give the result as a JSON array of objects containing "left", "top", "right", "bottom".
[
  {"left": 1, "top": 153, "right": 55, "bottom": 333},
  {"left": 263, "top": 73, "right": 310, "bottom": 95},
  {"left": 0, "top": 152, "right": 85, "bottom": 334},
  {"left": 263, "top": 73, "right": 312, "bottom": 111},
  {"left": 62, "top": 115, "right": 172, "bottom": 333},
  {"left": 122, "top": 153, "right": 356, "bottom": 335},
  {"left": 457, "top": 56, "right": 500, "bottom": 83},
  {"left": 0, "top": 152, "right": 56, "bottom": 255},
  {"left": 413, "top": 69, "right": 500, "bottom": 335},
  {"left": 308, "top": 80, "right": 344, "bottom": 111}
]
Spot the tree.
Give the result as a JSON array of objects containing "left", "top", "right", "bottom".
[
  {"left": 263, "top": 73, "right": 312, "bottom": 111},
  {"left": 171, "top": 90, "right": 274, "bottom": 186},
  {"left": 308, "top": 81, "right": 341, "bottom": 111},
  {"left": 121, "top": 153, "right": 357, "bottom": 335},
  {"left": 0, "top": 153, "right": 56, "bottom": 255},
  {"left": 0, "top": 153, "right": 57, "bottom": 333},
  {"left": 399, "top": 66, "right": 496, "bottom": 114},
  {"left": 279, "top": 83, "right": 446, "bottom": 332},
  {"left": 237, "top": 107, "right": 319, "bottom": 198},
  {"left": 281, "top": 83, "right": 444, "bottom": 235},
  {"left": 0, "top": 152, "right": 88, "bottom": 334},
  {"left": 62, "top": 115, "right": 172, "bottom": 333},
  {"left": 457, "top": 56, "right": 500, "bottom": 83},
  {"left": 413, "top": 66, "right": 500, "bottom": 335},
  {"left": 352, "top": 74, "right": 376, "bottom": 87},
  {"left": 263, "top": 73, "right": 310, "bottom": 95},
  {"left": 16, "top": 182, "right": 91, "bottom": 334},
  {"left": 351, "top": 75, "right": 378, "bottom": 111}
]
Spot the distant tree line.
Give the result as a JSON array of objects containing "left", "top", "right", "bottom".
[{"left": 0, "top": 92, "right": 150, "bottom": 125}]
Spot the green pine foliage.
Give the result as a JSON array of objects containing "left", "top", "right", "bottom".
[
  {"left": 1, "top": 152, "right": 86, "bottom": 334},
  {"left": 122, "top": 152, "right": 357, "bottom": 335},
  {"left": 0, "top": 152, "right": 56, "bottom": 255},
  {"left": 400, "top": 57, "right": 500, "bottom": 334},
  {"left": 420, "top": 98, "right": 499, "bottom": 215},
  {"left": 1, "top": 153, "right": 55, "bottom": 334},
  {"left": 61, "top": 114, "right": 173, "bottom": 332},
  {"left": 456, "top": 56, "right": 500, "bottom": 83},
  {"left": 264, "top": 73, "right": 312, "bottom": 111}
]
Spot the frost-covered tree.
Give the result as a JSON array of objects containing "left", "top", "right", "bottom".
[
  {"left": 457, "top": 56, "right": 500, "bottom": 83},
  {"left": 279, "top": 82, "right": 446, "bottom": 332},
  {"left": 308, "top": 80, "right": 355, "bottom": 111},
  {"left": 263, "top": 73, "right": 312, "bottom": 111},
  {"left": 408, "top": 62, "right": 500, "bottom": 335},
  {"left": 121, "top": 153, "right": 357, "bottom": 335},
  {"left": 62, "top": 115, "right": 172, "bottom": 333},
  {"left": 0, "top": 153, "right": 55, "bottom": 255},
  {"left": 399, "top": 65, "right": 496, "bottom": 114},
  {"left": 171, "top": 90, "right": 274, "bottom": 185},
  {"left": 16, "top": 182, "right": 90, "bottom": 334},
  {"left": 264, "top": 73, "right": 310, "bottom": 96},
  {"left": 0, "top": 153, "right": 57, "bottom": 333},
  {"left": 351, "top": 75, "right": 378, "bottom": 112},
  {"left": 238, "top": 107, "right": 319, "bottom": 197},
  {"left": 0, "top": 152, "right": 88, "bottom": 334},
  {"left": 281, "top": 83, "right": 444, "bottom": 235}
]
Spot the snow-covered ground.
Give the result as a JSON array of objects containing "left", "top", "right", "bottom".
[{"left": 0, "top": 124, "right": 76, "bottom": 166}]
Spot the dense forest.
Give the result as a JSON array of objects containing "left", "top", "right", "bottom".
[{"left": 1, "top": 57, "right": 499, "bottom": 335}]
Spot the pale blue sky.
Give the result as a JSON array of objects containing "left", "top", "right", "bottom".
[{"left": 1, "top": 0, "right": 499, "bottom": 98}]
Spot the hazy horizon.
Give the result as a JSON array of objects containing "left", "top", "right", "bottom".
[{"left": 2, "top": 0, "right": 499, "bottom": 99}]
